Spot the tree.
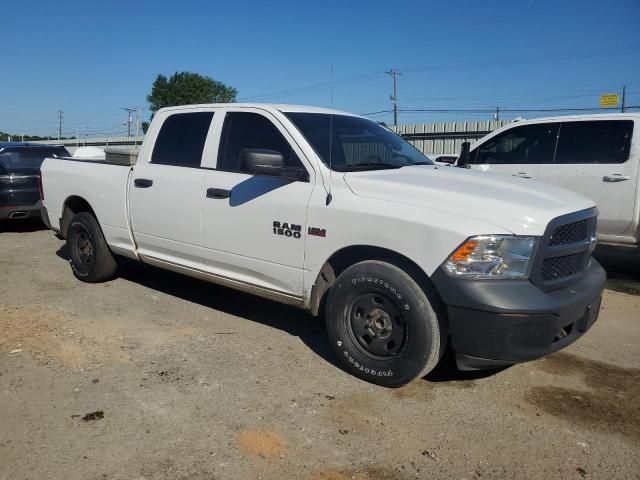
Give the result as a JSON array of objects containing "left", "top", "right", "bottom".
[{"left": 146, "top": 71, "right": 237, "bottom": 114}]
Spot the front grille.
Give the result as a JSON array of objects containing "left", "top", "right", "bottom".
[
  {"left": 549, "top": 220, "right": 588, "bottom": 246},
  {"left": 540, "top": 252, "right": 585, "bottom": 282},
  {"left": 532, "top": 209, "right": 597, "bottom": 289}
]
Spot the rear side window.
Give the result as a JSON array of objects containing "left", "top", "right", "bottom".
[
  {"left": 217, "top": 112, "right": 302, "bottom": 172},
  {"left": 0, "top": 147, "right": 69, "bottom": 172},
  {"left": 151, "top": 112, "right": 214, "bottom": 167},
  {"left": 472, "top": 123, "right": 559, "bottom": 165},
  {"left": 555, "top": 120, "right": 633, "bottom": 164}
]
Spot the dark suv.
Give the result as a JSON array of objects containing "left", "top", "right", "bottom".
[{"left": 0, "top": 143, "right": 70, "bottom": 221}]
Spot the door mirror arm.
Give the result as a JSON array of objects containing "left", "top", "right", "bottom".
[{"left": 457, "top": 141, "right": 471, "bottom": 168}]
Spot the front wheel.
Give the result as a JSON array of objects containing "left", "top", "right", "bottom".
[
  {"left": 326, "top": 261, "right": 444, "bottom": 387},
  {"left": 66, "top": 212, "right": 118, "bottom": 283}
]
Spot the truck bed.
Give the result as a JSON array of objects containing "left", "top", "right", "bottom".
[{"left": 41, "top": 157, "right": 136, "bottom": 257}]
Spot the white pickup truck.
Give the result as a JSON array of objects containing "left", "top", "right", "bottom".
[
  {"left": 40, "top": 103, "right": 605, "bottom": 387},
  {"left": 457, "top": 113, "right": 640, "bottom": 252}
]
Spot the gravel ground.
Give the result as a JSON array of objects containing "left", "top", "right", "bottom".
[{"left": 1, "top": 221, "right": 639, "bottom": 480}]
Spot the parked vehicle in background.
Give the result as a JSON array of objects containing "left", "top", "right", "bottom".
[
  {"left": 0, "top": 143, "right": 69, "bottom": 221},
  {"left": 40, "top": 104, "right": 605, "bottom": 387},
  {"left": 433, "top": 154, "right": 458, "bottom": 166},
  {"left": 457, "top": 113, "right": 640, "bottom": 252}
]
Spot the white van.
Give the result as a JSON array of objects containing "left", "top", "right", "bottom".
[{"left": 458, "top": 113, "right": 640, "bottom": 250}]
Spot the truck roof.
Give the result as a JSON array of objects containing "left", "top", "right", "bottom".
[
  {"left": 156, "top": 103, "right": 361, "bottom": 117},
  {"left": 0, "top": 142, "right": 66, "bottom": 150},
  {"left": 515, "top": 112, "right": 640, "bottom": 124}
]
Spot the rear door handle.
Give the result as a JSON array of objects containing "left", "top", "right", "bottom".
[
  {"left": 134, "top": 178, "right": 153, "bottom": 188},
  {"left": 603, "top": 174, "right": 631, "bottom": 182},
  {"left": 512, "top": 172, "right": 532, "bottom": 179},
  {"left": 206, "top": 188, "right": 231, "bottom": 199}
]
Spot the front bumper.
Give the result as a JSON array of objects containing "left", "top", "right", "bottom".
[{"left": 431, "top": 259, "right": 606, "bottom": 370}]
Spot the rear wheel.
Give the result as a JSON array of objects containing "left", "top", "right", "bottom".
[
  {"left": 326, "top": 260, "right": 444, "bottom": 387},
  {"left": 66, "top": 212, "right": 117, "bottom": 283}
]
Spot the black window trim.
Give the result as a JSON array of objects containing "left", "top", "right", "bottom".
[
  {"left": 471, "top": 118, "right": 635, "bottom": 166},
  {"left": 210, "top": 110, "right": 311, "bottom": 182},
  {"left": 552, "top": 119, "right": 634, "bottom": 165},
  {"left": 150, "top": 111, "right": 215, "bottom": 168},
  {"left": 470, "top": 121, "right": 560, "bottom": 166}
]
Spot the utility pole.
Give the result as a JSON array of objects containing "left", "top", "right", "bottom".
[
  {"left": 57, "top": 110, "right": 63, "bottom": 140},
  {"left": 621, "top": 85, "right": 626, "bottom": 113},
  {"left": 123, "top": 107, "right": 135, "bottom": 137},
  {"left": 386, "top": 69, "right": 401, "bottom": 126}
]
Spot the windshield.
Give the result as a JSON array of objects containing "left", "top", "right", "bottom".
[
  {"left": 0, "top": 146, "right": 69, "bottom": 173},
  {"left": 285, "top": 113, "right": 432, "bottom": 171}
]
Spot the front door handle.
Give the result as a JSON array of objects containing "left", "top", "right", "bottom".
[
  {"left": 206, "top": 188, "right": 231, "bottom": 199},
  {"left": 134, "top": 178, "right": 153, "bottom": 188},
  {"left": 603, "top": 174, "right": 631, "bottom": 183},
  {"left": 512, "top": 172, "right": 532, "bottom": 179}
]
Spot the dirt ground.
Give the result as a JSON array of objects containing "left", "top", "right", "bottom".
[{"left": 1, "top": 221, "right": 639, "bottom": 480}]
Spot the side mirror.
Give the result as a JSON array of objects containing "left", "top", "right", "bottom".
[
  {"left": 241, "top": 148, "right": 284, "bottom": 175},
  {"left": 457, "top": 142, "right": 471, "bottom": 168},
  {"left": 239, "top": 148, "right": 308, "bottom": 181}
]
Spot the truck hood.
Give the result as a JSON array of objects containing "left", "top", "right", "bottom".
[{"left": 343, "top": 165, "right": 595, "bottom": 236}]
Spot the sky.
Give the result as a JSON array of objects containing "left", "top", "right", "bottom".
[{"left": 1, "top": 0, "right": 639, "bottom": 137}]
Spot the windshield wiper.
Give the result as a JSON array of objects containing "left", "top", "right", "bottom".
[{"left": 340, "top": 162, "right": 403, "bottom": 171}]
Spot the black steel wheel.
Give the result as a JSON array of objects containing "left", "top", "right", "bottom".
[
  {"left": 348, "top": 292, "right": 407, "bottom": 359},
  {"left": 66, "top": 212, "right": 118, "bottom": 283},
  {"left": 70, "top": 225, "right": 95, "bottom": 270}
]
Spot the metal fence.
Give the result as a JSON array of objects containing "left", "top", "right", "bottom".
[{"left": 391, "top": 120, "right": 512, "bottom": 156}]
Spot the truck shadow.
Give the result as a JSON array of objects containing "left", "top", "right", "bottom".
[
  {"left": 0, "top": 218, "right": 47, "bottom": 233},
  {"left": 56, "top": 245, "right": 504, "bottom": 384},
  {"left": 594, "top": 249, "right": 640, "bottom": 295}
]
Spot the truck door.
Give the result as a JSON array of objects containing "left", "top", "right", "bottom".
[
  {"left": 129, "top": 111, "right": 215, "bottom": 268},
  {"left": 536, "top": 119, "right": 638, "bottom": 239},
  {"left": 468, "top": 122, "right": 559, "bottom": 180},
  {"left": 200, "top": 109, "right": 314, "bottom": 297}
]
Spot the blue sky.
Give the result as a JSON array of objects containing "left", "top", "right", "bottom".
[{"left": 2, "top": 0, "right": 639, "bottom": 136}]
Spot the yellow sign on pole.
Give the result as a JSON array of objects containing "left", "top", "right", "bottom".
[{"left": 600, "top": 93, "right": 619, "bottom": 108}]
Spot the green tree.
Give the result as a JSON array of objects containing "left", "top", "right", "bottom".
[{"left": 146, "top": 71, "right": 237, "bottom": 114}]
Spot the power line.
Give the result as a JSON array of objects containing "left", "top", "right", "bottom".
[
  {"left": 398, "top": 45, "right": 640, "bottom": 74},
  {"left": 237, "top": 71, "right": 385, "bottom": 102},
  {"left": 360, "top": 105, "right": 640, "bottom": 117}
]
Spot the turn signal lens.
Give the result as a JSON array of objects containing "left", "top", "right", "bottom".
[{"left": 451, "top": 239, "right": 479, "bottom": 262}]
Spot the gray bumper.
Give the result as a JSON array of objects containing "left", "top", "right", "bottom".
[{"left": 0, "top": 200, "right": 42, "bottom": 220}]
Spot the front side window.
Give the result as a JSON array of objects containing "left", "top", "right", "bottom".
[
  {"left": 151, "top": 112, "right": 214, "bottom": 167},
  {"left": 217, "top": 112, "right": 302, "bottom": 172},
  {"left": 554, "top": 120, "right": 633, "bottom": 164},
  {"left": 285, "top": 113, "right": 432, "bottom": 171},
  {"left": 472, "top": 123, "right": 559, "bottom": 165}
]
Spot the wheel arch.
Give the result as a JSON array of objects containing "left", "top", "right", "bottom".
[
  {"left": 60, "top": 195, "right": 97, "bottom": 238},
  {"left": 308, "top": 244, "right": 445, "bottom": 318}
]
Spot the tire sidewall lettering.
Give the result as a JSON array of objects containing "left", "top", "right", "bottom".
[{"left": 339, "top": 341, "right": 394, "bottom": 377}]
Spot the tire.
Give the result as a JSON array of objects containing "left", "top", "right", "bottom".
[
  {"left": 66, "top": 212, "right": 118, "bottom": 283},
  {"left": 326, "top": 260, "right": 444, "bottom": 387}
]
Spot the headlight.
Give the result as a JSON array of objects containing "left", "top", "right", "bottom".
[{"left": 443, "top": 235, "right": 538, "bottom": 279}]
